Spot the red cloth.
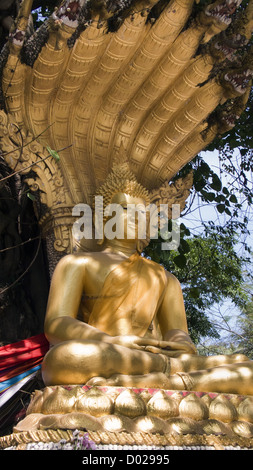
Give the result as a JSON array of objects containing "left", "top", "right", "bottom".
[
  {"left": 0, "top": 357, "right": 44, "bottom": 382},
  {"left": 0, "top": 334, "right": 49, "bottom": 371}
]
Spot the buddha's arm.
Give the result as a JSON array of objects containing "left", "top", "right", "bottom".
[
  {"left": 157, "top": 271, "right": 197, "bottom": 355},
  {"left": 44, "top": 255, "right": 113, "bottom": 345},
  {"left": 44, "top": 255, "right": 176, "bottom": 353}
]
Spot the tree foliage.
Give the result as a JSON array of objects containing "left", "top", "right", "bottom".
[
  {"left": 235, "top": 299, "right": 253, "bottom": 359},
  {"left": 145, "top": 230, "right": 250, "bottom": 343},
  {"left": 0, "top": 158, "right": 49, "bottom": 344}
]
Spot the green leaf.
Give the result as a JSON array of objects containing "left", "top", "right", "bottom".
[
  {"left": 201, "top": 190, "right": 216, "bottom": 202},
  {"left": 194, "top": 178, "right": 206, "bottom": 191},
  {"left": 222, "top": 187, "right": 229, "bottom": 196},
  {"left": 217, "top": 204, "right": 225, "bottom": 213},
  {"left": 27, "top": 192, "right": 36, "bottom": 201},
  {"left": 173, "top": 254, "right": 187, "bottom": 268},
  {"left": 180, "top": 238, "right": 191, "bottom": 254},
  {"left": 150, "top": 252, "right": 160, "bottom": 263},
  {"left": 210, "top": 174, "right": 222, "bottom": 192},
  {"left": 229, "top": 194, "right": 238, "bottom": 204},
  {"left": 240, "top": 148, "right": 248, "bottom": 156},
  {"left": 47, "top": 146, "right": 60, "bottom": 161},
  {"left": 215, "top": 194, "right": 226, "bottom": 203},
  {"left": 225, "top": 207, "right": 232, "bottom": 216},
  {"left": 200, "top": 161, "right": 211, "bottom": 176},
  {"left": 180, "top": 223, "right": 191, "bottom": 236},
  {"left": 189, "top": 287, "right": 201, "bottom": 299}
]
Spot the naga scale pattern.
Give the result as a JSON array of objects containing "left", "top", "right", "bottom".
[{"left": 0, "top": 0, "right": 253, "bottom": 253}]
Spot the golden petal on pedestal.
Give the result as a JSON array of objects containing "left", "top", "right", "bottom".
[
  {"left": 201, "top": 393, "right": 213, "bottom": 408},
  {"left": 26, "top": 387, "right": 54, "bottom": 415},
  {"left": 114, "top": 389, "right": 146, "bottom": 418},
  {"left": 103, "top": 386, "right": 122, "bottom": 402},
  {"left": 54, "top": 412, "right": 102, "bottom": 431},
  {"left": 167, "top": 417, "right": 202, "bottom": 435},
  {"left": 134, "top": 415, "right": 167, "bottom": 434},
  {"left": 237, "top": 397, "right": 253, "bottom": 424},
  {"left": 146, "top": 390, "right": 179, "bottom": 418},
  {"left": 37, "top": 414, "right": 63, "bottom": 430},
  {"left": 209, "top": 395, "right": 238, "bottom": 423},
  {"left": 74, "top": 386, "right": 114, "bottom": 416},
  {"left": 26, "top": 390, "right": 44, "bottom": 415},
  {"left": 229, "top": 395, "right": 244, "bottom": 408},
  {"left": 231, "top": 420, "right": 253, "bottom": 438},
  {"left": 13, "top": 413, "right": 45, "bottom": 432},
  {"left": 14, "top": 411, "right": 102, "bottom": 433},
  {"left": 139, "top": 389, "right": 153, "bottom": 404},
  {"left": 171, "top": 391, "right": 184, "bottom": 403},
  {"left": 41, "top": 386, "right": 77, "bottom": 415},
  {"left": 179, "top": 393, "right": 209, "bottom": 421},
  {"left": 100, "top": 414, "right": 136, "bottom": 433},
  {"left": 201, "top": 418, "right": 234, "bottom": 437}
]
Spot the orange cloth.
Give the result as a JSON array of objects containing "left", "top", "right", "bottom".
[{"left": 88, "top": 252, "right": 167, "bottom": 336}]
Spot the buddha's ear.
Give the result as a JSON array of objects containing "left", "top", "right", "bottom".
[
  {"left": 137, "top": 210, "right": 151, "bottom": 253},
  {"left": 137, "top": 239, "right": 150, "bottom": 254}
]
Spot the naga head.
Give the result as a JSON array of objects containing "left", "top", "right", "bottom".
[
  {"left": 221, "top": 49, "right": 253, "bottom": 96},
  {"left": 204, "top": 0, "right": 242, "bottom": 27},
  {"left": 52, "top": 0, "right": 86, "bottom": 28},
  {"left": 207, "top": 0, "right": 253, "bottom": 63}
]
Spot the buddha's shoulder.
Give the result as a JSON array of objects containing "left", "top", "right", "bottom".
[
  {"left": 143, "top": 257, "right": 180, "bottom": 284},
  {"left": 55, "top": 251, "right": 103, "bottom": 269},
  {"left": 142, "top": 256, "right": 166, "bottom": 276}
]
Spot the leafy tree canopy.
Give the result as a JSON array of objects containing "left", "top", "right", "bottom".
[{"left": 145, "top": 230, "right": 251, "bottom": 343}]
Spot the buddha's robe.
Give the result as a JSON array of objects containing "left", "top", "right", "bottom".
[{"left": 87, "top": 252, "right": 167, "bottom": 337}]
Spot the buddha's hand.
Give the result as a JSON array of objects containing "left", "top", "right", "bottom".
[
  {"left": 108, "top": 335, "right": 196, "bottom": 357},
  {"left": 108, "top": 335, "right": 172, "bottom": 352},
  {"left": 157, "top": 340, "right": 197, "bottom": 357},
  {"left": 160, "top": 329, "right": 197, "bottom": 357}
]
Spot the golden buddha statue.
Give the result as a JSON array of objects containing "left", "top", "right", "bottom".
[{"left": 41, "top": 162, "right": 253, "bottom": 396}]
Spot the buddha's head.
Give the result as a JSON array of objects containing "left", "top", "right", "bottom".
[{"left": 94, "top": 160, "right": 150, "bottom": 252}]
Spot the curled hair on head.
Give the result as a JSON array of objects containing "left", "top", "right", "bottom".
[{"left": 93, "top": 160, "right": 150, "bottom": 252}]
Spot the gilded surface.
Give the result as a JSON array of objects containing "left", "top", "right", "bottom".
[
  {"left": 1, "top": 428, "right": 253, "bottom": 449},
  {"left": 1, "top": 0, "right": 253, "bottom": 252},
  {"left": 29, "top": 161, "right": 253, "bottom": 448},
  {"left": 40, "top": 163, "right": 253, "bottom": 396},
  {"left": 1, "top": 0, "right": 253, "bottom": 448},
  {"left": 12, "top": 385, "right": 253, "bottom": 443}
]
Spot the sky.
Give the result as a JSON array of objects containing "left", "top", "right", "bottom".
[
  {"left": 182, "top": 149, "right": 253, "bottom": 346},
  {"left": 183, "top": 149, "right": 253, "bottom": 252}
]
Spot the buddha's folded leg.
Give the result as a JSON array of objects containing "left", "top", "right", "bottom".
[
  {"left": 166, "top": 361, "right": 253, "bottom": 395},
  {"left": 86, "top": 372, "right": 172, "bottom": 388},
  {"left": 170, "top": 353, "right": 250, "bottom": 373},
  {"left": 41, "top": 339, "right": 170, "bottom": 386},
  {"left": 86, "top": 359, "right": 253, "bottom": 393}
]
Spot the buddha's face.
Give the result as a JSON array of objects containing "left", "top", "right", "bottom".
[{"left": 109, "top": 192, "right": 147, "bottom": 241}]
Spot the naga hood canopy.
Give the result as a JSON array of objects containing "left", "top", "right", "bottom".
[{"left": 0, "top": 0, "right": 252, "bottom": 253}]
